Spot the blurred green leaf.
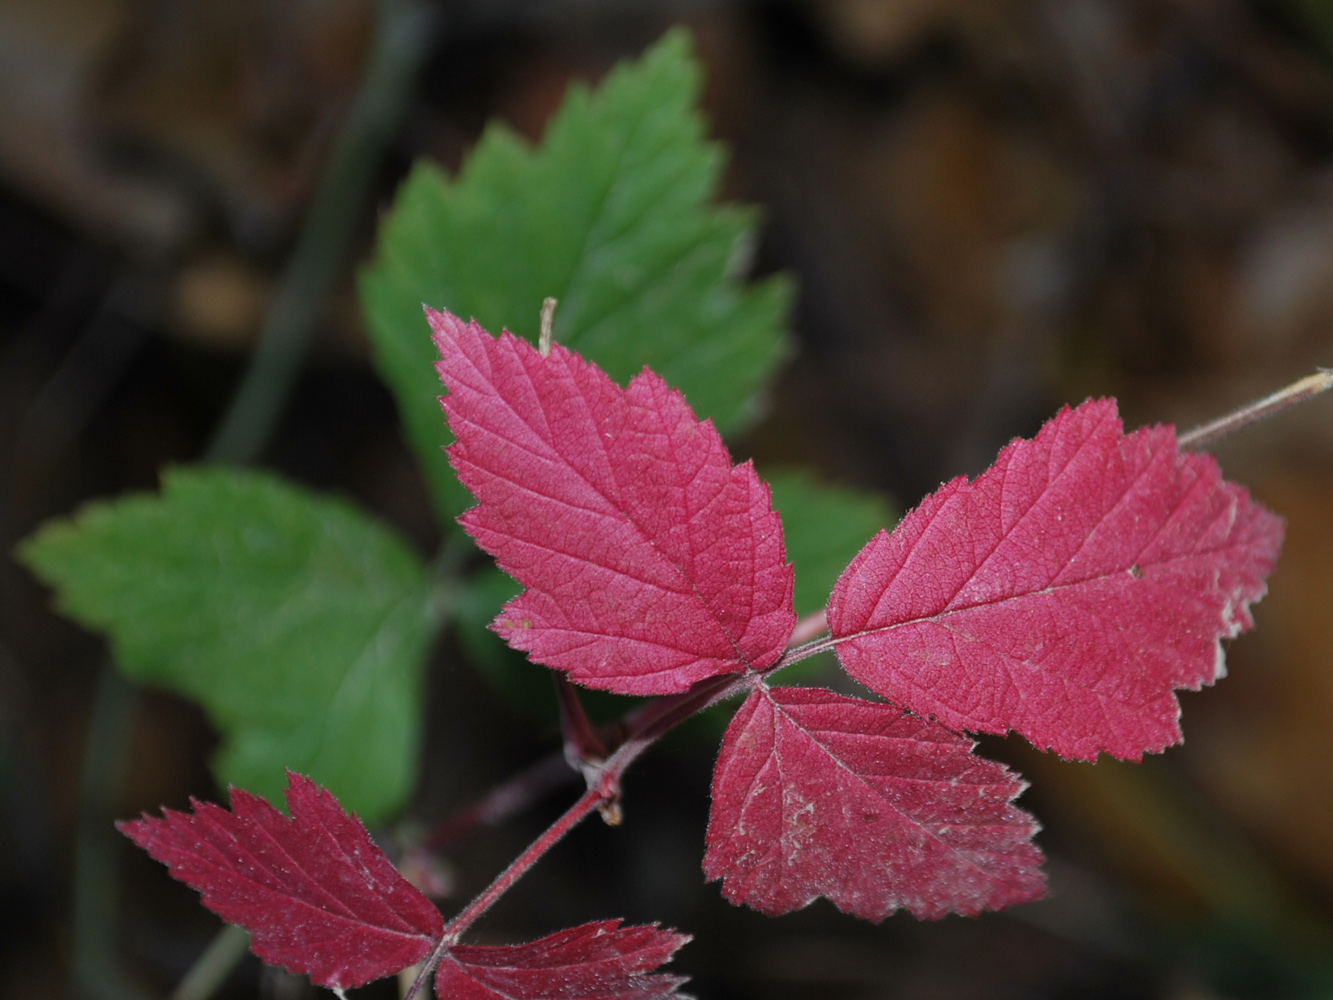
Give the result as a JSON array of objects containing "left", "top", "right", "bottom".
[
  {"left": 766, "top": 468, "right": 896, "bottom": 618},
  {"left": 1285, "top": 0, "right": 1333, "bottom": 59},
  {"left": 453, "top": 565, "right": 538, "bottom": 716},
  {"left": 360, "top": 27, "right": 792, "bottom": 524},
  {"left": 18, "top": 467, "right": 435, "bottom": 824}
]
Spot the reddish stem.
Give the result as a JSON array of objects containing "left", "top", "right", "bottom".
[
  {"left": 403, "top": 610, "right": 841, "bottom": 996},
  {"left": 447, "top": 785, "right": 609, "bottom": 940},
  {"left": 554, "top": 674, "right": 608, "bottom": 763},
  {"left": 771, "top": 633, "right": 837, "bottom": 671},
  {"left": 403, "top": 785, "right": 609, "bottom": 1000}
]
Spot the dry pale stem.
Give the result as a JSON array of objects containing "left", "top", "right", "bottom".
[{"left": 1178, "top": 369, "right": 1333, "bottom": 449}]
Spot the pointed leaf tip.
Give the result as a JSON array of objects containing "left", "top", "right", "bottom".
[
  {"left": 827, "top": 398, "right": 1284, "bottom": 761},
  {"left": 432, "top": 308, "right": 796, "bottom": 695},
  {"left": 120, "top": 772, "right": 442, "bottom": 990}
]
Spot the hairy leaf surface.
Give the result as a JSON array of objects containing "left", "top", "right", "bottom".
[
  {"left": 120, "top": 773, "right": 442, "bottom": 990},
  {"left": 361, "top": 28, "right": 790, "bottom": 523},
  {"left": 435, "top": 921, "right": 691, "bottom": 1000},
  {"left": 827, "top": 399, "right": 1284, "bottom": 760},
  {"left": 19, "top": 467, "right": 435, "bottom": 822},
  {"left": 433, "top": 309, "right": 795, "bottom": 694},
  {"left": 704, "top": 685, "right": 1044, "bottom": 920}
]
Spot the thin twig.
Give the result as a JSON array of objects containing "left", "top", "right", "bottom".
[
  {"left": 70, "top": 666, "right": 155, "bottom": 1000},
  {"left": 415, "top": 612, "right": 833, "bottom": 863},
  {"left": 402, "top": 787, "right": 609, "bottom": 1000},
  {"left": 402, "top": 671, "right": 754, "bottom": 997},
  {"left": 400, "top": 606, "right": 881, "bottom": 991},
  {"left": 1178, "top": 369, "right": 1333, "bottom": 450},
  {"left": 172, "top": 925, "right": 251, "bottom": 1000},
  {"left": 788, "top": 610, "right": 828, "bottom": 646},
  {"left": 206, "top": 0, "right": 438, "bottom": 463}
]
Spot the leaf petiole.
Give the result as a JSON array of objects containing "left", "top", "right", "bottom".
[{"left": 401, "top": 785, "right": 611, "bottom": 1000}]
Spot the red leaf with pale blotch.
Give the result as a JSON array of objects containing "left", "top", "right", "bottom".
[
  {"left": 704, "top": 685, "right": 1044, "bottom": 920},
  {"left": 435, "top": 920, "right": 691, "bottom": 1000},
  {"left": 118, "top": 772, "right": 442, "bottom": 990},
  {"left": 827, "top": 399, "right": 1283, "bottom": 761},
  {"left": 430, "top": 308, "right": 796, "bottom": 695}
]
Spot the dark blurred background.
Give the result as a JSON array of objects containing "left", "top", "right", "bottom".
[{"left": 4, "top": 1, "right": 1333, "bottom": 997}]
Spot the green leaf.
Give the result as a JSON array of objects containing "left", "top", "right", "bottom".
[
  {"left": 766, "top": 468, "right": 896, "bottom": 618},
  {"left": 18, "top": 467, "right": 435, "bottom": 824},
  {"left": 360, "top": 27, "right": 792, "bottom": 523}
]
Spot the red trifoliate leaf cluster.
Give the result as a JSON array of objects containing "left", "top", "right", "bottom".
[
  {"left": 121, "top": 306, "right": 1283, "bottom": 997},
  {"left": 429, "top": 307, "right": 1282, "bottom": 921}
]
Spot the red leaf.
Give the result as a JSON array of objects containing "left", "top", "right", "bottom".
[
  {"left": 430, "top": 308, "right": 796, "bottom": 695},
  {"left": 704, "top": 685, "right": 1044, "bottom": 920},
  {"left": 434, "top": 920, "right": 691, "bottom": 999},
  {"left": 827, "top": 399, "right": 1283, "bottom": 761},
  {"left": 118, "top": 772, "right": 442, "bottom": 990}
]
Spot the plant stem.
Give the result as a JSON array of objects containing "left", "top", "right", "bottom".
[
  {"left": 206, "top": 0, "right": 438, "bottom": 464},
  {"left": 446, "top": 786, "right": 612, "bottom": 941},
  {"left": 401, "top": 670, "right": 765, "bottom": 997},
  {"left": 555, "top": 674, "right": 609, "bottom": 763},
  {"left": 770, "top": 633, "right": 838, "bottom": 671},
  {"left": 416, "top": 612, "right": 833, "bottom": 863},
  {"left": 70, "top": 666, "right": 155, "bottom": 1000},
  {"left": 402, "top": 786, "right": 610, "bottom": 1000},
  {"left": 1177, "top": 369, "right": 1333, "bottom": 450},
  {"left": 538, "top": 297, "right": 558, "bottom": 357},
  {"left": 171, "top": 925, "right": 251, "bottom": 1000},
  {"left": 406, "top": 667, "right": 749, "bottom": 995},
  {"left": 789, "top": 609, "right": 828, "bottom": 645}
]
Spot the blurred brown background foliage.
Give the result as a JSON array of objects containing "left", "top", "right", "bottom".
[{"left": 3, "top": 1, "right": 1333, "bottom": 998}]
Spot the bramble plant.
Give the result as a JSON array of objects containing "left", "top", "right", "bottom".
[
  {"left": 114, "top": 312, "right": 1283, "bottom": 998},
  {"left": 17, "top": 27, "right": 1313, "bottom": 1000}
]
